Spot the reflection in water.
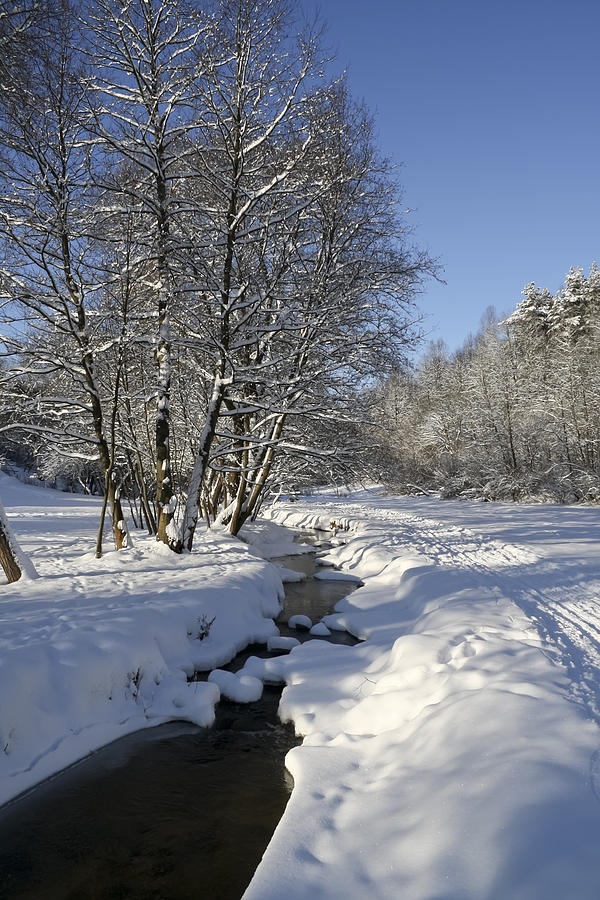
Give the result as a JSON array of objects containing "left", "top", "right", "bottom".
[{"left": 0, "top": 536, "right": 357, "bottom": 899}]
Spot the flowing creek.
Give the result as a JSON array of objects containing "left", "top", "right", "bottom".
[{"left": 0, "top": 535, "right": 358, "bottom": 899}]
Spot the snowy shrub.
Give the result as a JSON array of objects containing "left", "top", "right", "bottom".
[
  {"left": 188, "top": 614, "right": 216, "bottom": 641},
  {"left": 126, "top": 667, "right": 143, "bottom": 700}
]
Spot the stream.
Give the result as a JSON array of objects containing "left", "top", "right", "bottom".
[{"left": 0, "top": 535, "right": 358, "bottom": 899}]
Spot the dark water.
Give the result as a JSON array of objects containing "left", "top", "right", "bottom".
[
  {"left": 0, "top": 702, "right": 295, "bottom": 900},
  {"left": 274, "top": 553, "right": 358, "bottom": 643},
  {"left": 0, "top": 537, "right": 357, "bottom": 900}
]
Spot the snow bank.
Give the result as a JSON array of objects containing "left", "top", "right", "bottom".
[
  {"left": 313, "top": 569, "right": 363, "bottom": 584},
  {"left": 240, "top": 518, "right": 313, "bottom": 558},
  {"left": 242, "top": 493, "right": 600, "bottom": 899},
  {"left": 0, "top": 475, "right": 284, "bottom": 806}
]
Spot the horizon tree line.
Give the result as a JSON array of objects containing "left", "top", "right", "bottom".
[{"left": 374, "top": 264, "right": 600, "bottom": 503}]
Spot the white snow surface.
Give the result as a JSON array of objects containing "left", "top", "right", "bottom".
[
  {"left": 4, "top": 475, "right": 600, "bottom": 897},
  {"left": 241, "top": 488, "right": 600, "bottom": 900},
  {"left": 0, "top": 472, "right": 293, "bottom": 806}
]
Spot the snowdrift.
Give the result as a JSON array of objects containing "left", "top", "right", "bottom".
[{"left": 241, "top": 494, "right": 600, "bottom": 900}]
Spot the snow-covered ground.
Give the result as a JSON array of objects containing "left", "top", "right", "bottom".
[
  {"left": 2, "top": 476, "right": 600, "bottom": 898},
  {"left": 241, "top": 489, "right": 600, "bottom": 900},
  {"left": 0, "top": 472, "right": 298, "bottom": 805}
]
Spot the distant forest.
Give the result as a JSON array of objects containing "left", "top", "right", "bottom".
[{"left": 375, "top": 265, "right": 600, "bottom": 503}]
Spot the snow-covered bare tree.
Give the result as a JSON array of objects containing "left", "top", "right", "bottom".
[
  {"left": 0, "top": 0, "right": 38, "bottom": 57},
  {"left": 0, "top": 0, "right": 435, "bottom": 554},
  {"left": 220, "top": 86, "right": 431, "bottom": 533},
  {"left": 0, "top": 0, "right": 129, "bottom": 550},
  {"left": 88, "top": 0, "right": 213, "bottom": 544},
  {"left": 172, "top": 0, "right": 331, "bottom": 549}
]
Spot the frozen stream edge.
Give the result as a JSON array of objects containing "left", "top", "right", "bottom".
[{"left": 0, "top": 537, "right": 358, "bottom": 899}]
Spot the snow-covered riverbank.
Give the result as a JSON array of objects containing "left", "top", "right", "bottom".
[
  {"left": 3, "top": 476, "right": 600, "bottom": 898},
  {"left": 0, "top": 473, "right": 298, "bottom": 806},
  {"left": 242, "top": 490, "right": 600, "bottom": 899}
]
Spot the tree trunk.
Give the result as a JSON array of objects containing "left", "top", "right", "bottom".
[
  {"left": 176, "top": 375, "right": 228, "bottom": 551},
  {"left": 229, "top": 414, "right": 286, "bottom": 534},
  {"left": 0, "top": 496, "right": 37, "bottom": 583},
  {"left": 0, "top": 524, "right": 22, "bottom": 583}
]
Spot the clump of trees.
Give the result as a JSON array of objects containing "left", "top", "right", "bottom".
[
  {"left": 0, "top": 0, "right": 432, "bottom": 558},
  {"left": 374, "top": 265, "right": 600, "bottom": 503}
]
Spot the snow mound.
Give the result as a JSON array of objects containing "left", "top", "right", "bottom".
[
  {"left": 288, "top": 614, "right": 312, "bottom": 630},
  {"left": 267, "top": 636, "right": 300, "bottom": 652},
  {"left": 309, "top": 622, "right": 331, "bottom": 636},
  {"left": 278, "top": 567, "right": 307, "bottom": 583},
  {"left": 145, "top": 676, "right": 219, "bottom": 725},
  {"left": 242, "top": 655, "right": 286, "bottom": 684},
  {"left": 207, "top": 669, "right": 263, "bottom": 703}
]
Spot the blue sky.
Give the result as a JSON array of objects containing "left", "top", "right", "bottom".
[{"left": 306, "top": 0, "right": 600, "bottom": 350}]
